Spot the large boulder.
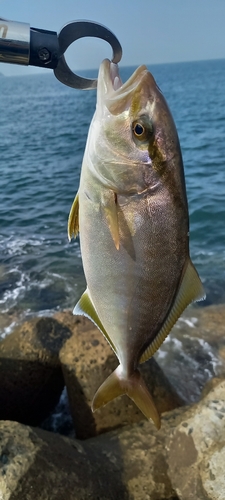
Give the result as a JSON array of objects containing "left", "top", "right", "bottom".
[
  {"left": 0, "top": 317, "right": 71, "bottom": 425},
  {"left": 0, "top": 380, "right": 225, "bottom": 500},
  {"left": 57, "top": 311, "right": 183, "bottom": 439},
  {"left": 0, "top": 420, "right": 131, "bottom": 500}
]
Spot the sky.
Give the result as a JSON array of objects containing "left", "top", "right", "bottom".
[{"left": 0, "top": 0, "right": 225, "bottom": 77}]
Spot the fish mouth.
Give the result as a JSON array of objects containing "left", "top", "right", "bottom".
[{"left": 98, "top": 58, "right": 149, "bottom": 100}]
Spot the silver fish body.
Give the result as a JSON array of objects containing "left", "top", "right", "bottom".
[{"left": 68, "top": 60, "right": 205, "bottom": 428}]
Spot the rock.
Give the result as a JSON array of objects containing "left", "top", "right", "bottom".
[
  {"left": 166, "top": 379, "right": 225, "bottom": 499},
  {"left": 0, "top": 380, "right": 225, "bottom": 500},
  {"left": 0, "top": 420, "right": 130, "bottom": 500},
  {"left": 218, "top": 346, "right": 225, "bottom": 361},
  {"left": 200, "top": 376, "right": 225, "bottom": 398},
  {"left": 0, "top": 317, "right": 72, "bottom": 425},
  {"left": 57, "top": 311, "right": 183, "bottom": 439}
]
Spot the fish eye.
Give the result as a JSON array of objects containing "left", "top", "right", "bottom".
[
  {"left": 132, "top": 118, "right": 153, "bottom": 142},
  {"left": 133, "top": 122, "right": 145, "bottom": 138}
]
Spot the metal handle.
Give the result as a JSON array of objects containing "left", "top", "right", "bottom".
[
  {"left": 0, "top": 19, "right": 30, "bottom": 65},
  {"left": 0, "top": 18, "right": 122, "bottom": 89}
]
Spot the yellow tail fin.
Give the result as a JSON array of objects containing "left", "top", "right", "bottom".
[{"left": 92, "top": 366, "right": 161, "bottom": 429}]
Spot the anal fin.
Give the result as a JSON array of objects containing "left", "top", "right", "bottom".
[
  {"left": 74, "top": 288, "right": 117, "bottom": 355},
  {"left": 140, "top": 259, "right": 205, "bottom": 363}
]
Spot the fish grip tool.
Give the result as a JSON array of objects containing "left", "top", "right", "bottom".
[{"left": 0, "top": 18, "right": 122, "bottom": 89}]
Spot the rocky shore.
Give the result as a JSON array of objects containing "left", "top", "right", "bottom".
[{"left": 0, "top": 304, "right": 224, "bottom": 499}]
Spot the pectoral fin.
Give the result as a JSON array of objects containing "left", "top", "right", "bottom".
[
  {"left": 102, "top": 191, "right": 119, "bottom": 250},
  {"left": 68, "top": 192, "right": 79, "bottom": 241},
  {"left": 73, "top": 288, "right": 117, "bottom": 355},
  {"left": 140, "top": 259, "right": 205, "bottom": 363}
]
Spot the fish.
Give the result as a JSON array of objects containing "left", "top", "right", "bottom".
[{"left": 68, "top": 59, "right": 205, "bottom": 429}]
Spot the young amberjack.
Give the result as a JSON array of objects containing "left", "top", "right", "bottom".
[{"left": 68, "top": 59, "right": 205, "bottom": 429}]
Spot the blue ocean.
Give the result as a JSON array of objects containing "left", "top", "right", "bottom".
[{"left": 0, "top": 59, "right": 225, "bottom": 338}]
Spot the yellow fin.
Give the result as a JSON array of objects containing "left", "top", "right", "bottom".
[
  {"left": 73, "top": 289, "right": 117, "bottom": 355},
  {"left": 68, "top": 192, "right": 79, "bottom": 241},
  {"left": 102, "top": 191, "right": 119, "bottom": 250},
  {"left": 140, "top": 259, "right": 205, "bottom": 364},
  {"left": 92, "top": 366, "right": 161, "bottom": 429}
]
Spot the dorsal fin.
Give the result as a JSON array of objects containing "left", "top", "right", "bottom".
[
  {"left": 73, "top": 288, "right": 117, "bottom": 355},
  {"left": 140, "top": 259, "right": 205, "bottom": 364},
  {"left": 68, "top": 192, "right": 79, "bottom": 241}
]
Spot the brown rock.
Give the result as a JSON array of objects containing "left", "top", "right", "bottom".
[
  {"left": 57, "top": 311, "right": 183, "bottom": 439},
  {"left": 0, "top": 317, "right": 72, "bottom": 425},
  {"left": 200, "top": 376, "right": 225, "bottom": 399},
  {"left": 0, "top": 379, "right": 225, "bottom": 500}
]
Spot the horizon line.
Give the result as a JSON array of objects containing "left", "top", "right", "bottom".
[{"left": 1, "top": 56, "right": 224, "bottom": 78}]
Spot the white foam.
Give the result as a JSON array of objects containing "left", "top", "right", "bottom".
[
  {"left": 196, "top": 337, "right": 222, "bottom": 373},
  {"left": 4, "top": 236, "right": 45, "bottom": 257},
  {"left": 194, "top": 250, "right": 215, "bottom": 256},
  {"left": 156, "top": 350, "right": 168, "bottom": 360},
  {"left": 178, "top": 316, "right": 198, "bottom": 328},
  {"left": 0, "top": 269, "right": 27, "bottom": 308},
  {"left": 0, "top": 268, "right": 63, "bottom": 313},
  {"left": 1, "top": 321, "right": 17, "bottom": 339}
]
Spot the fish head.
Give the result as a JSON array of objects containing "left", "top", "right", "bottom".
[{"left": 87, "top": 58, "right": 186, "bottom": 199}]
